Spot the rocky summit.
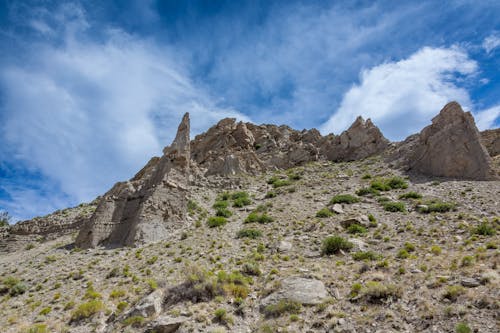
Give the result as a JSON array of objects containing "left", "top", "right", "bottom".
[{"left": 0, "top": 102, "right": 499, "bottom": 333}]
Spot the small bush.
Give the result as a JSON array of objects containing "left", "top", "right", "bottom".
[
  {"left": 244, "top": 212, "right": 273, "bottom": 224},
  {"left": 442, "top": 285, "right": 465, "bottom": 302},
  {"left": 461, "top": 255, "right": 474, "bottom": 267},
  {"left": 356, "top": 187, "right": 380, "bottom": 196},
  {"left": 347, "top": 224, "right": 367, "bottom": 234},
  {"left": 71, "top": 300, "right": 105, "bottom": 321},
  {"left": 430, "top": 245, "right": 442, "bottom": 255},
  {"left": 399, "top": 192, "right": 422, "bottom": 199},
  {"left": 39, "top": 307, "right": 51, "bottom": 315},
  {"left": 265, "top": 191, "right": 277, "bottom": 198},
  {"left": 207, "top": 216, "right": 228, "bottom": 228},
  {"left": 455, "top": 322, "right": 472, "bottom": 333},
  {"left": 404, "top": 242, "right": 416, "bottom": 252},
  {"left": 370, "top": 177, "right": 408, "bottom": 191},
  {"left": 241, "top": 262, "right": 262, "bottom": 276},
  {"left": 213, "top": 200, "right": 229, "bottom": 209},
  {"left": 329, "top": 194, "right": 359, "bottom": 205},
  {"left": 109, "top": 289, "right": 126, "bottom": 299},
  {"left": 361, "top": 281, "right": 402, "bottom": 302},
  {"left": 383, "top": 201, "right": 406, "bottom": 212},
  {"left": 386, "top": 177, "right": 408, "bottom": 189},
  {"left": 263, "top": 300, "right": 301, "bottom": 317},
  {"left": 316, "top": 208, "right": 333, "bottom": 218},
  {"left": 146, "top": 256, "right": 158, "bottom": 265},
  {"left": 272, "top": 179, "right": 292, "bottom": 188},
  {"left": 215, "top": 208, "right": 233, "bottom": 218},
  {"left": 123, "top": 315, "right": 145, "bottom": 327},
  {"left": 322, "top": 236, "right": 353, "bottom": 255},
  {"left": 237, "top": 228, "right": 262, "bottom": 239},
  {"left": 417, "top": 200, "right": 455, "bottom": 213},
  {"left": 27, "top": 324, "right": 48, "bottom": 333},
  {"left": 352, "top": 251, "right": 381, "bottom": 261},
  {"left": 473, "top": 222, "right": 496, "bottom": 236},
  {"left": 233, "top": 197, "right": 252, "bottom": 208},
  {"left": 396, "top": 249, "right": 410, "bottom": 259}
]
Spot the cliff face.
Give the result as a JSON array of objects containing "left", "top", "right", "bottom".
[{"left": 2, "top": 102, "right": 498, "bottom": 251}]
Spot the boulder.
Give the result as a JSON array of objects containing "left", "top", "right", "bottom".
[
  {"left": 260, "top": 277, "right": 328, "bottom": 309},
  {"left": 340, "top": 216, "right": 369, "bottom": 229},
  {"left": 75, "top": 113, "right": 191, "bottom": 248},
  {"left": 144, "top": 315, "right": 186, "bottom": 333},
  {"left": 409, "top": 102, "right": 497, "bottom": 180},
  {"left": 126, "top": 288, "right": 165, "bottom": 318}
]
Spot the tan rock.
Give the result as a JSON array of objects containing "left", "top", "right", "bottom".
[
  {"left": 75, "top": 113, "right": 191, "bottom": 248},
  {"left": 481, "top": 128, "right": 500, "bottom": 156},
  {"left": 409, "top": 102, "right": 497, "bottom": 180}
]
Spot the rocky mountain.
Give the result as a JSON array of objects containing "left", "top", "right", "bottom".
[{"left": 0, "top": 101, "right": 498, "bottom": 333}]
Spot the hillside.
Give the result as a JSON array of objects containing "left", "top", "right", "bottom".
[{"left": 0, "top": 102, "right": 498, "bottom": 333}]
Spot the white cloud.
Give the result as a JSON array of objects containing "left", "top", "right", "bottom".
[
  {"left": 482, "top": 33, "right": 500, "bottom": 53},
  {"left": 321, "top": 46, "right": 479, "bottom": 140},
  {"left": 475, "top": 105, "right": 500, "bottom": 131},
  {"left": 0, "top": 4, "right": 247, "bottom": 220}
]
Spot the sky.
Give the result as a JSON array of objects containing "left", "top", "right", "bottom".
[{"left": 0, "top": 0, "right": 499, "bottom": 221}]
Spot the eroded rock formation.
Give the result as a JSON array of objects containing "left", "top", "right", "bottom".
[
  {"left": 407, "top": 102, "right": 497, "bottom": 180},
  {"left": 75, "top": 113, "right": 191, "bottom": 248},
  {"left": 481, "top": 128, "right": 500, "bottom": 157}
]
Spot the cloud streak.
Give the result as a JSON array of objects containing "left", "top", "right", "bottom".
[{"left": 0, "top": 3, "right": 247, "bottom": 220}]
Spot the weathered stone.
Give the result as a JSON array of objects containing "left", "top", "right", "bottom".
[
  {"left": 126, "top": 289, "right": 164, "bottom": 318},
  {"left": 260, "top": 277, "right": 328, "bottom": 309},
  {"left": 481, "top": 128, "right": 500, "bottom": 156},
  {"left": 340, "top": 216, "right": 368, "bottom": 229},
  {"left": 409, "top": 102, "right": 497, "bottom": 180},
  {"left": 144, "top": 315, "right": 186, "bottom": 333},
  {"left": 461, "top": 277, "right": 480, "bottom": 288},
  {"left": 348, "top": 238, "right": 369, "bottom": 252},
  {"left": 75, "top": 113, "right": 191, "bottom": 248},
  {"left": 324, "top": 116, "right": 389, "bottom": 161},
  {"left": 330, "top": 204, "right": 344, "bottom": 214},
  {"left": 277, "top": 240, "right": 293, "bottom": 253}
]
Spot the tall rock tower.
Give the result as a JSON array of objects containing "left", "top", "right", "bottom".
[{"left": 75, "top": 113, "right": 191, "bottom": 248}]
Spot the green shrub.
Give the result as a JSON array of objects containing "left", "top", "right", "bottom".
[
  {"left": 473, "top": 222, "right": 496, "bottom": 236},
  {"left": 403, "top": 242, "right": 416, "bottom": 252},
  {"left": 352, "top": 251, "right": 381, "bottom": 261},
  {"left": 233, "top": 197, "right": 252, "bottom": 207},
  {"left": 316, "top": 208, "right": 333, "bottom": 218},
  {"left": 321, "top": 236, "right": 353, "bottom": 255},
  {"left": 109, "top": 289, "right": 126, "bottom": 299},
  {"left": 386, "top": 177, "right": 408, "bottom": 189},
  {"left": 329, "top": 194, "right": 359, "bottom": 204},
  {"left": 396, "top": 249, "right": 410, "bottom": 259},
  {"left": 71, "top": 300, "right": 105, "bottom": 321},
  {"left": 383, "top": 201, "right": 406, "bottom": 212},
  {"left": 356, "top": 187, "right": 380, "bottom": 196},
  {"left": 237, "top": 228, "right": 262, "bottom": 239},
  {"left": 417, "top": 200, "right": 455, "bottom": 213},
  {"left": 215, "top": 208, "right": 233, "bottom": 218},
  {"left": 207, "top": 216, "right": 228, "bottom": 228},
  {"left": 442, "top": 285, "right": 465, "bottom": 302},
  {"left": 146, "top": 256, "right": 158, "bottom": 265},
  {"left": 370, "top": 180, "right": 391, "bottom": 191},
  {"left": 347, "top": 224, "right": 367, "bottom": 234},
  {"left": 399, "top": 192, "right": 422, "bottom": 199},
  {"left": 361, "top": 281, "right": 402, "bottom": 302},
  {"left": 265, "top": 191, "right": 277, "bottom": 198},
  {"left": 461, "top": 255, "right": 474, "bottom": 267},
  {"left": 272, "top": 179, "right": 292, "bottom": 188},
  {"left": 241, "top": 262, "right": 262, "bottom": 276},
  {"left": 370, "top": 177, "right": 408, "bottom": 191},
  {"left": 123, "top": 315, "right": 145, "bottom": 327},
  {"left": 287, "top": 173, "right": 301, "bottom": 180},
  {"left": 244, "top": 212, "right": 273, "bottom": 224},
  {"left": 39, "top": 307, "right": 51, "bottom": 315},
  {"left": 27, "top": 324, "right": 48, "bottom": 333},
  {"left": 213, "top": 200, "right": 229, "bottom": 209},
  {"left": 430, "top": 245, "right": 442, "bottom": 255},
  {"left": 455, "top": 322, "right": 472, "bottom": 333},
  {"left": 263, "top": 300, "right": 301, "bottom": 317}
]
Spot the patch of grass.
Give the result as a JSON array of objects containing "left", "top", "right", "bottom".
[
  {"left": 237, "top": 228, "right": 262, "bottom": 239},
  {"left": 370, "top": 176, "right": 408, "bottom": 191},
  {"left": 71, "top": 300, "right": 105, "bottom": 322},
  {"left": 27, "top": 324, "right": 48, "bottom": 333},
  {"left": 213, "top": 200, "right": 229, "bottom": 209},
  {"left": 455, "top": 323, "right": 472, "bottom": 333},
  {"left": 321, "top": 236, "right": 353, "bottom": 255},
  {"left": 461, "top": 255, "right": 474, "bottom": 267},
  {"left": 399, "top": 191, "right": 422, "bottom": 199},
  {"left": 361, "top": 281, "right": 402, "bottom": 303},
  {"left": 396, "top": 249, "right": 410, "bottom": 259},
  {"left": 316, "top": 208, "right": 333, "bottom": 218},
  {"left": 442, "top": 285, "right": 465, "bottom": 302},
  {"left": 272, "top": 179, "right": 292, "bottom": 188},
  {"left": 215, "top": 208, "right": 233, "bottom": 218},
  {"left": 244, "top": 212, "right": 273, "bottom": 224},
  {"left": 265, "top": 191, "right": 277, "bottom": 198},
  {"left": 329, "top": 194, "right": 359, "bottom": 205},
  {"left": 38, "top": 307, "right": 51, "bottom": 315},
  {"left": 123, "top": 315, "right": 145, "bottom": 327},
  {"left": 356, "top": 187, "right": 380, "bottom": 196},
  {"left": 473, "top": 222, "right": 496, "bottom": 236},
  {"left": 383, "top": 201, "right": 406, "bottom": 212},
  {"left": 109, "top": 289, "right": 126, "bottom": 299},
  {"left": 263, "top": 300, "right": 301, "bottom": 318},
  {"left": 146, "top": 256, "right": 158, "bottom": 265},
  {"left": 352, "top": 251, "right": 381, "bottom": 261},
  {"left": 1, "top": 277, "right": 27, "bottom": 296},
  {"left": 416, "top": 200, "right": 455, "bottom": 213},
  {"left": 430, "top": 245, "right": 442, "bottom": 255},
  {"left": 347, "top": 224, "right": 367, "bottom": 234},
  {"left": 207, "top": 216, "right": 228, "bottom": 228}
]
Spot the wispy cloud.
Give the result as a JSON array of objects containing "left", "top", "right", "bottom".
[
  {"left": 483, "top": 32, "right": 500, "bottom": 54},
  {"left": 320, "top": 46, "right": 485, "bottom": 140},
  {"left": 0, "top": 3, "right": 247, "bottom": 220}
]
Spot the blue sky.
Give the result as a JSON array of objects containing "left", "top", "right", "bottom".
[{"left": 0, "top": 0, "right": 499, "bottom": 221}]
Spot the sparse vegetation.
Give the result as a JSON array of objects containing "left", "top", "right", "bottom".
[
  {"left": 383, "top": 201, "right": 406, "bottom": 212},
  {"left": 322, "top": 236, "right": 353, "bottom": 255},
  {"left": 263, "top": 300, "right": 301, "bottom": 317},
  {"left": 207, "top": 216, "right": 228, "bottom": 228},
  {"left": 316, "top": 208, "right": 333, "bottom": 218},
  {"left": 71, "top": 300, "right": 105, "bottom": 321},
  {"left": 237, "top": 228, "right": 262, "bottom": 239},
  {"left": 329, "top": 194, "right": 359, "bottom": 204}
]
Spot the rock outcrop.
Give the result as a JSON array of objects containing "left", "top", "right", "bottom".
[
  {"left": 408, "top": 102, "right": 497, "bottom": 180},
  {"left": 481, "top": 129, "right": 500, "bottom": 157},
  {"left": 324, "top": 116, "right": 389, "bottom": 161},
  {"left": 75, "top": 113, "right": 191, "bottom": 248},
  {"left": 260, "top": 277, "right": 328, "bottom": 310}
]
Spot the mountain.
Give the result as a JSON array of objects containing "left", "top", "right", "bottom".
[{"left": 0, "top": 102, "right": 498, "bottom": 333}]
